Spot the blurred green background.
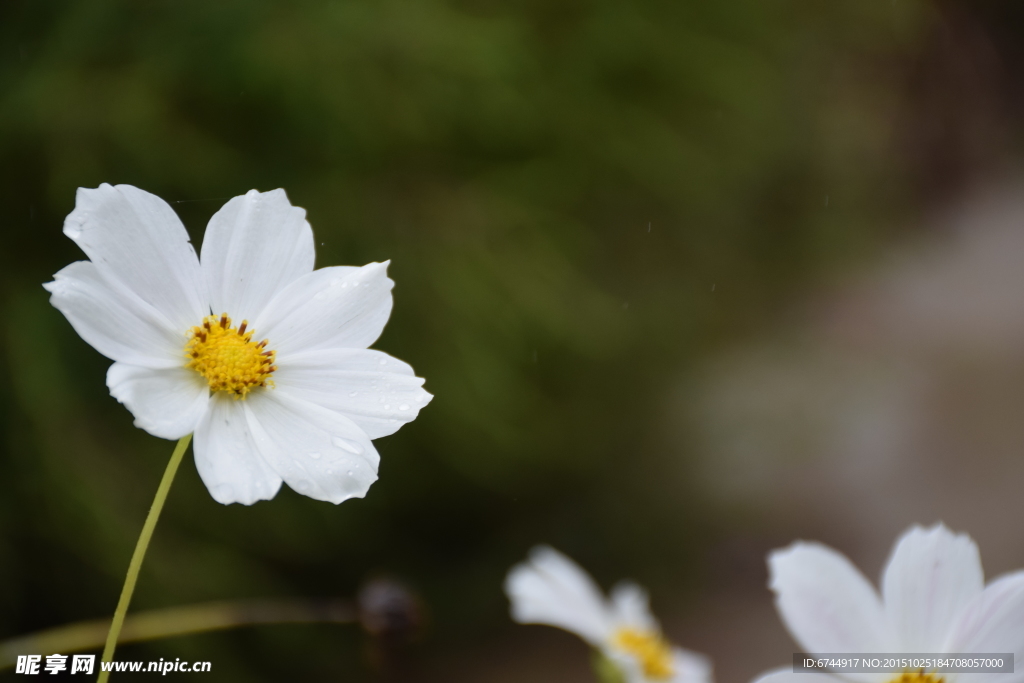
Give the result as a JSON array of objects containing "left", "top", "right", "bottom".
[{"left": 2, "top": 1, "right": 1023, "bottom": 681}]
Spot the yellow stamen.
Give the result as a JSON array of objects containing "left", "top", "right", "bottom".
[
  {"left": 185, "top": 314, "right": 275, "bottom": 399},
  {"left": 891, "top": 673, "right": 944, "bottom": 683},
  {"left": 611, "top": 627, "right": 674, "bottom": 680}
]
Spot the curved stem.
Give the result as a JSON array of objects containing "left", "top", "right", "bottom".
[
  {"left": 0, "top": 598, "right": 356, "bottom": 670},
  {"left": 97, "top": 434, "right": 191, "bottom": 682}
]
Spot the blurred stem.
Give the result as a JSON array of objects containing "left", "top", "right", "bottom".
[
  {"left": 0, "top": 598, "right": 356, "bottom": 670},
  {"left": 97, "top": 434, "right": 191, "bottom": 682},
  {"left": 592, "top": 650, "right": 627, "bottom": 683}
]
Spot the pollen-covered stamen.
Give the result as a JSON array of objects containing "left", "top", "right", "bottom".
[
  {"left": 611, "top": 628, "right": 674, "bottom": 680},
  {"left": 185, "top": 314, "right": 276, "bottom": 399},
  {"left": 890, "top": 673, "right": 944, "bottom": 683}
]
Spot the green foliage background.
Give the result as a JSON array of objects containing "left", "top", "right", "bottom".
[{"left": 0, "top": 0, "right": 1004, "bottom": 680}]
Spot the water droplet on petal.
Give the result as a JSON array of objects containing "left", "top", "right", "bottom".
[
  {"left": 379, "top": 358, "right": 387, "bottom": 365},
  {"left": 213, "top": 484, "right": 234, "bottom": 501},
  {"left": 308, "top": 451, "right": 322, "bottom": 459},
  {"left": 349, "top": 391, "right": 358, "bottom": 397},
  {"left": 295, "top": 480, "right": 312, "bottom": 492},
  {"left": 399, "top": 403, "right": 410, "bottom": 411},
  {"left": 384, "top": 404, "right": 390, "bottom": 410},
  {"left": 341, "top": 281, "right": 348, "bottom": 288},
  {"left": 346, "top": 470, "right": 354, "bottom": 477},
  {"left": 314, "top": 291, "right": 327, "bottom": 300},
  {"left": 331, "top": 436, "right": 364, "bottom": 454}
]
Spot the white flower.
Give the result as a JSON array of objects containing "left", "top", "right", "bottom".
[
  {"left": 45, "top": 184, "right": 431, "bottom": 505},
  {"left": 754, "top": 523, "right": 1024, "bottom": 683},
  {"left": 505, "top": 546, "right": 712, "bottom": 683}
]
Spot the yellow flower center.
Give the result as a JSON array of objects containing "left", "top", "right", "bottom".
[
  {"left": 185, "top": 314, "right": 276, "bottom": 399},
  {"left": 611, "top": 628, "right": 674, "bottom": 680},
  {"left": 891, "top": 673, "right": 943, "bottom": 683}
]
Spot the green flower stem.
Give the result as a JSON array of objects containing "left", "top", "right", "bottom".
[
  {"left": 592, "top": 650, "right": 627, "bottom": 683},
  {"left": 0, "top": 597, "right": 356, "bottom": 670},
  {"left": 97, "top": 434, "right": 191, "bottom": 682}
]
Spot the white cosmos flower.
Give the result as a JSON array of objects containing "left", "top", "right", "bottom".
[
  {"left": 45, "top": 184, "right": 431, "bottom": 506},
  {"left": 754, "top": 523, "right": 1024, "bottom": 683},
  {"left": 505, "top": 546, "right": 712, "bottom": 683}
]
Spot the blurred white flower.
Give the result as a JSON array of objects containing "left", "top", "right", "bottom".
[
  {"left": 754, "top": 523, "right": 1024, "bottom": 683},
  {"left": 505, "top": 546, "right": 712, "bottom": 683},
  {"left": 45, "top": 184, "right": 431, "bottom": 505}
]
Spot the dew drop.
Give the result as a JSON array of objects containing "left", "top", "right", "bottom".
[
  {"left": 213, "top": 484, "right": 234, "bottom": 501},
  {"left": 379, "top": 358, "right": 387, "bottom": 365},
  {"left": 314, "top": 291, "right": 328, "bottom": 300},
  {"left": 349, "top": 391, "right": 358, "bottom": 397},
  {"left": 341, "top": 281, "right": 348, "bottom": 288},
  {"left": 308, "top": 451, "right": 322, "bottom": 460},
  {"left": 331, "top": 436, "right": 364, "bottom": 454},
  {"left": 295, "top": 480, "right": 311, "bottom": 492},
  {"left": 384, "top": 404, "right": 391, "bottom": 410},
  {"left": 399, "top": 403, "right": 410, "bottom": 411},
  {"left": 346, "top": 470, "right": 354, "bottom": 477}
]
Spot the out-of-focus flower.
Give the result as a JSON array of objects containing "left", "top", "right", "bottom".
[
  {"left": 505, "top": 546, "right": 712, "bottom": 683},
  {"left": 358, "top": 577, "right": 425, "bottom": 641},
  {"left": 45, "top": 184, "right": 431, "bottom": 505},
  {"left": 753, "top": 523, "right": 1024, "bottom": 683}
]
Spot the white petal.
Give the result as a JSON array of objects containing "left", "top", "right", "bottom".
[
  {"left": 106, "top": 362, "right": 209, "bottom": 439},
  {"left": 945, "top": 571, "right": 1024, "bottom": 683},
  {"left": 193, "top": 394, "right": 282, "bottom": 505},
  {"left": 243, "top": 390, "right": 380, "bottom": 504},
  {"left": 504, "top": 546, "right": 613, "bottom": 645},
  {"left": 62, "top": 184, "right": 207, "bottom": 332},
  {"left": 751, "top": 669, "right": 844, "bottom": 683},
  {"left": 45, "top": 261, "right": 185, "bottom": 368},
  {"left": 271, "top": 348, "right": 431, "bottom": 439},
  {"left": 768, "top": 541, "right": 893, "bottom": 654},
  {"left": 201, "top": 189, "right": 315, "bottom": 324},
  {"left": 255, "top": 262, "right": 392, "bottom": 355},
  {"left": 669, "top": 648, "right": 713, "bottom": 683},
  {"left": 882, "top": 524, "right": 984, "bottom": 651},
  {"left": 609, "top": 581, "right": 659, "bottom": 632}
]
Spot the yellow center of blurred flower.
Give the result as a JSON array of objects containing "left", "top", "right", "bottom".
[
  {"left": 890, "top": 673, "right": 944, "bottom": 683},
  {"left": 185, "top": 314, "right": 275, "bottom": 399},
  {"left": 611, "top": 628, "right": 674, "bottom": 680}
]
